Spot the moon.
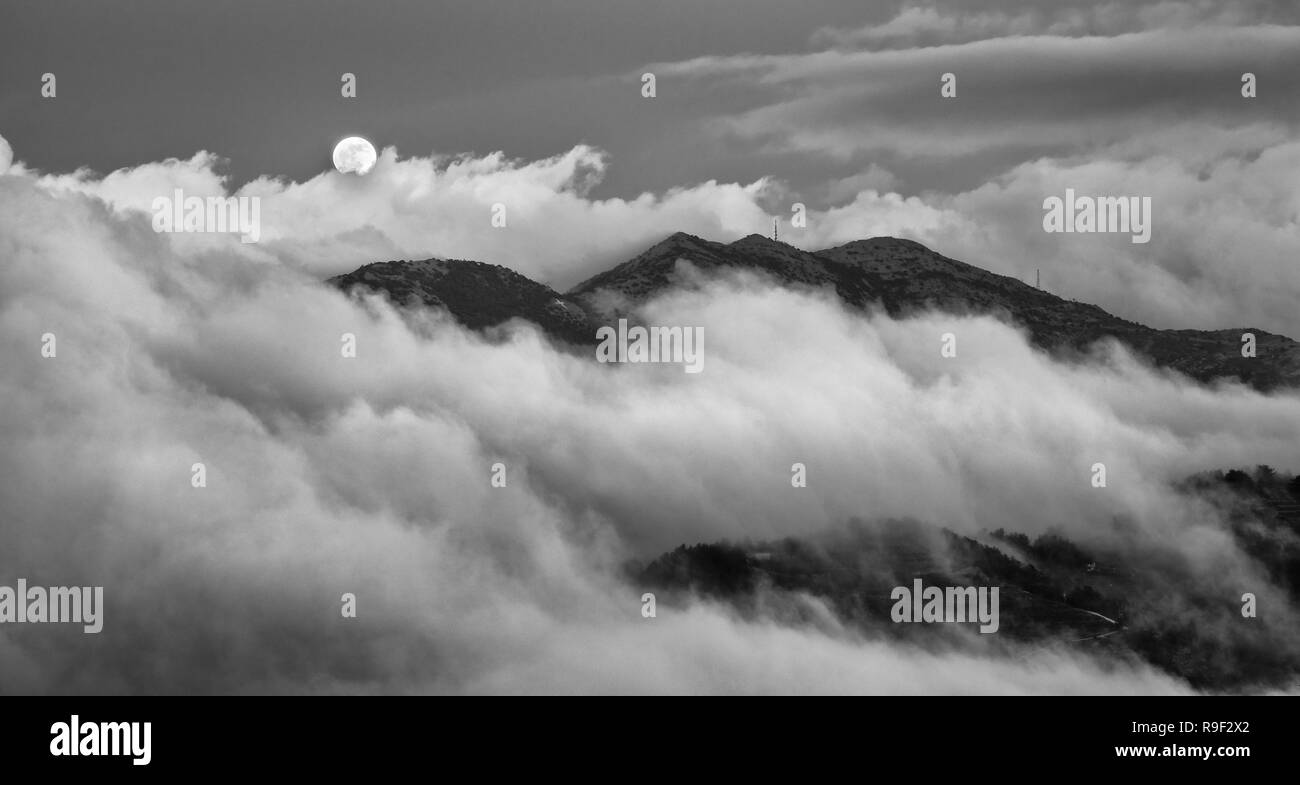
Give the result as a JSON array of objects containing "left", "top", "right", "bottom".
[{"left": 332, "top": 136, "right": 377, "bottom": 175}]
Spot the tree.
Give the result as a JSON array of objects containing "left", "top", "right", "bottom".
[{"left": 1224, "top": 469, "right": 1254, "bottom": 488}]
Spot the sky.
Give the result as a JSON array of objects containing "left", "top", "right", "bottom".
[
  {"left": 0, "top": 0, "right": 1295, "bottom": 192},
  {"left": 4, "top": 0, "right": 1298, "bottom": 336},
  {"left": 0, "top": 0, "right": 879, "bottom": 193},
  {"left": 2, "top": 0, "right": 1300, "bottom": 694}
]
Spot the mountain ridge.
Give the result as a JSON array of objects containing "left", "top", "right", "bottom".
[{"left": 328, "top": 232, "right": 1300, "bottom": 390}]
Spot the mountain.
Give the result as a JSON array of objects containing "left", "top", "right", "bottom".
[
  {"left": 814, "top": 237, "right": 1300, "bottom": 389},
  {"left": 328, "top": 232, "right": 1300, "bottom": 390},
  {"left": 628, "top": 465, "right": 1300, "bottom": 691},
  {"left": 567, "top": 232, "right": 841, "bottom": 305},
  {"left": 327, "top": 257, "right": 594, "bottom": 345},
  {"left": 325, "top": 241, "right": 1300, "bottom": 690}
]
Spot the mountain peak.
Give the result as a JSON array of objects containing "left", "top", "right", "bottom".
[
  {"left": 328, "top": 256, "right": 595, "bottom": 344},
  {"left": 328, "top": 232, "right": 1300, "bottom": 391},
  {"left": 730, "top": 233, "right": 781, "bottom": 245},
  {"left": 653, "top": 231, "right": 710, "bottom": 248}
]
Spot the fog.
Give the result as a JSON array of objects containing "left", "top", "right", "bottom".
[{"left": 1, "top": 137, "right": 1297, "bottom": 693}]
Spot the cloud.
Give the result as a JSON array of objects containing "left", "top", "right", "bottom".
[
  {"left": 2, "top": 155, "right": 1299, "bottom": 693},
  {"left": 13, "top": 79, "right": 1300, "bottom": 343},
  {"left": 601, "top": 10, "right": 1300, "bottom": 339},
  {"left": 881, "top": 138, "right": 1300, "bottom": 338},
  {"left": 655, "top": 23, "right": 1300, "bottom": 164},
  {"left": 28, "top": 140, "right": 776, "bottom": 289},
  {"left": 810, "top": 1, "right": 1290, "bottom": 49}
]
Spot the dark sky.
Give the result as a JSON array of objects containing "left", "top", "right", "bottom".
[
  {"left": 3, "top": 0, "right": 1299, "bottom": 335},
  {"left": 0, "top": 0, "right": 890, "bottom": 195},
  {"left": 4, "top": 1, "right": 1300, "bottom": 697},
  {"left": 4, "top": 0, "right": 1298, "bottom": 202}
]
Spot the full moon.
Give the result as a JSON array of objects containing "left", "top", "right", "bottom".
[{"left": 332, "top": 136, "right": 377, "bottom": 175}]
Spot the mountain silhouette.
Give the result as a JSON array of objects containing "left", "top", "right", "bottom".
[
  {"left": 328, "top": 257, "right": 593, "bottom": 345},
  {"left": 629, "top": 465, "right": 1300, "bottom": 692},
  {"left": 329, "top": 232, "right": 1300, "bottom": 390}
]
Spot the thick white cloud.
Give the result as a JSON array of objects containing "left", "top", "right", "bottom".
[
  {"left": 27, "top": 123, "right": 1300, "bottom": 342},
  {"left": 2, "top": 155, "right": 1298, "bottom": 693},
  {"left": 35, "top": 142, "right": 775, "bottom": 288},
  {"left": 872, "top": 138, "right": 1300, "bottom": 338}
]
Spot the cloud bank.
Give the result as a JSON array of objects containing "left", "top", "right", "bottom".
[{"left": 2, "top": 137, "right": 1298, "bottom": 693}]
